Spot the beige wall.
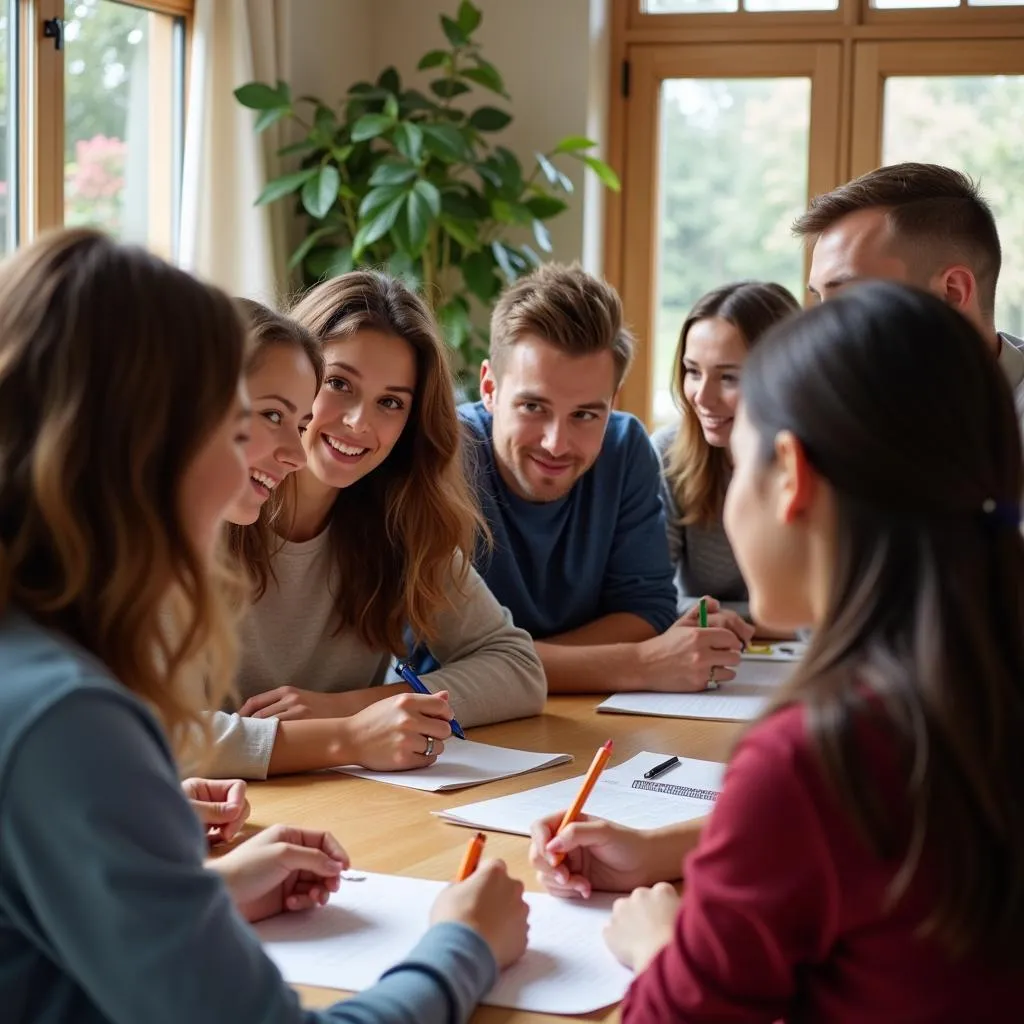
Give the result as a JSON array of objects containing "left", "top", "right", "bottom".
[{"left": 281, "top": 0, "right": 610, "bottom": 269}]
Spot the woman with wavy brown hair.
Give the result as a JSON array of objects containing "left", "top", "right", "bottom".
[
  {"left": 653, "top": 281, "right": 799, "bottom": 620},
  {"left": 212, "top": 271, "right": 545, "bottom": 780},
  {"left": 0, "top": 231, "right": 530, "bottom": 1023}
]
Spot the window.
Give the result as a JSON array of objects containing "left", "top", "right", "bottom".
[
  {"left": 0, "top": 2, "right": 15, "bottom": 253},
  {"left": 18, "top": 0, "right": 189, "bottom": 254},
  {"left": 611, "top": 0, "right": 1024, "bottom": 423}
]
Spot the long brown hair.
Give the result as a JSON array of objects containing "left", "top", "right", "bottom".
[
  {"left": 0, "top": 229, "right": 248, "bottom": 757},
  {"left": 666, "top": 281, "right": 798, "bottom": 527},
  {"left": 743, "top": 281, "right": 1024, "bottom": 958},
  {"left": 287, "top": 270, "right": 483, "bottom": 653},
  {"left": 226, "top": 299, "right": 323, "bottom": 600}
]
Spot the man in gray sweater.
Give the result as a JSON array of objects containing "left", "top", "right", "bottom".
[{"left": 794, "top": 162, "right": 1024, "bottom": 443}]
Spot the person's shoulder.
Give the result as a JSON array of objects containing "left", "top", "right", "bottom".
[
  {"left": 649, "top": 421, "right": 680, "bottom": 463},
  {"left": 0, "top": 610, "right": 155, "bottom": 768},
  {"left": 603, "top": 410, "right": 656, "bottom": 455},
  {"left": 457, "top": 399, "right": 492, "bottom": 442}
]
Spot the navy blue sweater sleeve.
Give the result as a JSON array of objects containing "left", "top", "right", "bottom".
[
  {"left": 598, "top": 420, "right": 678, "bottom": 633},
  {"left": 0, "top": 689, "right": 496, "bottom": 1024}
]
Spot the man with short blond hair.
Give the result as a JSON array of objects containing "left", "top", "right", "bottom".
[{"left": 457, "top": 263, "right": 751, "bottom": 695}]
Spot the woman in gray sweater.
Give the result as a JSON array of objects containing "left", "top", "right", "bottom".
[
  {"left": 0, "top": 231, "right": 529, "bottom": 1024},
  {"left": 206, "top": 273, "right": 547, "bottom": 781},
  {"left": 653, "top": 281, "right": 800, "bottom": 619}
]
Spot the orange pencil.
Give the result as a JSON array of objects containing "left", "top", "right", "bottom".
[
  {"left": 551, "top": 739, "right": 613, "bottom": 866},
  {"left": 455, "top": 831, "right": 486, "bottom": 881}
]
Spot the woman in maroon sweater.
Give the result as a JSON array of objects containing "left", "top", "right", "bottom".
[{"left": 530, "top": 281, "right": 1024, "bottom": 1022}]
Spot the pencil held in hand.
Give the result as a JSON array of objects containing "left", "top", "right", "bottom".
[
  {"left": 455, "top": 832, "right": 486, "bottom": 881},
  {"left": 551, "top": 739, "right": 613, "bottom": 867}
]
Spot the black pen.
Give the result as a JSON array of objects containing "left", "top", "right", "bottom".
[{"left": 643, "top": 755, "right": 680, "bottom": 780}]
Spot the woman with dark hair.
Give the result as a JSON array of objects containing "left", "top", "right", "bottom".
[
  {"left": 532, "top": 282, "right": 1024, "bottom": 1021},
  {"left": 653, "top": 281, "right": 800, "bottom": 617}
]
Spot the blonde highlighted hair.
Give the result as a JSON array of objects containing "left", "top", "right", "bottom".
[
  {"left": 0, "top": 229, "right": 249, "bottom": 759},
  {"left": 287, "top": 270, "right": 484, "bottom": 653},
  {"left": 667, "top": 281, "right": 799, "bottom": 527}
]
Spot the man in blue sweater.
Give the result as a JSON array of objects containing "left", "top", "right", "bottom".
[{"left": 459, "top": 263, "right": 752, "bottom": 694}]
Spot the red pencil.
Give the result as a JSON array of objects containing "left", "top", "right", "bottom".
[
  {"left": 455, "top": 831, "right": 486, "bottom": 881},
  {"left": 551, "top": 739, "right": 613, "bottom": 867}
]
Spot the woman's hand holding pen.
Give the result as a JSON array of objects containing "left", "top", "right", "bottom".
[
  {"left": 679, "top": 596, "right": 755, "bottom": 646},
  {"left": 341, "top": 692, "right": 454, "bottom": 771}
]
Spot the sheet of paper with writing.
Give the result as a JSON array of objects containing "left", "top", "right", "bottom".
[
  {"left": 255, "top": 871, "right": 633, "bottom": 1015},
  {"left": 331, "top": 739, "right": 572, "bottom": 792},
  {"left": 436, "top": 751, "right": 725, "bottom": 835}
]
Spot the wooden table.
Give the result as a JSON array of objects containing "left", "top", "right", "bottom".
[{"left": 247, "top": 696, "right": 742, "bottom": 1023}]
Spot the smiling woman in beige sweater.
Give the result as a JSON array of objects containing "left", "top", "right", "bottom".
[{"left": 205, "top": 273, "right": 546, "bottom": 781}]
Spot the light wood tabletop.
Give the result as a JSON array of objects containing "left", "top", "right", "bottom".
[{"left": 246, "top": 696, "right": 743, "bottom": 1023}]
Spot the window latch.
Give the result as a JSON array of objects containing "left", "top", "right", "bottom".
[{"left": 43, "top": 17, "right": 65, "bottom": 52}]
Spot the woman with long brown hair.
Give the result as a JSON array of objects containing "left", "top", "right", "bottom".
[
  {"left": 214, "top": 271, "right": 546, "bottom": 779},
  {"left": 530, "top": 282, "right": 1024, "bottom": 1020},
  {"left": 0, "top": 231, "right": 529, "bottom": 1022},
  {"left": 653, "top": 281, "right": 799, "bottom": 618}
]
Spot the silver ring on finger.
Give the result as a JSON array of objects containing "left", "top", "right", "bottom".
[
  {"left": 423, "top": 736, "right": 435, "bottom": 757},
  {"left": 706, "top": 665, "right": 719, "bottom": 691}
]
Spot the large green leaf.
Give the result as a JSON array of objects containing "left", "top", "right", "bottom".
[
  {"left": 462, "top": 250, "right": 500, "bottom": 302},
  {"left": 384, "top": 94, "right": 400, "bottom": 121},
  {"left": 441, "top": 15, "right": 469, "bottom": 47},
  {"left": 235, "top": 82, "right": 284, "bottom": 110},
  {"left": 442, "top": 189, "right": 485, "bottom": 220},
  {"left": 406, "top": 187, "right": 436, "bottom": 256},
  {"left": 421, "top": 123, "right": 468, "bottom": 163},
  {"left": 350, "top": 114, "right": 394, "bottom": 142},
  {"left": 468, "top": 106, "right": 512, "bottom": 132},
  {"left": 392, "top": 121, "right": 424, "bottom": 163},
  {"left": 413, "top": 179, "right": 442, "bottom": 218},
  {"left": 305, "top": 245, "right": 354, "bottom": 280},
  {"left": 288, "top": 226, "right": 338, "bottom": 271},
  {"left": 313, "top": 105, "right": 336, "bottom": 139},
  {"left": 401, "top": 88, "right": 438, "bottom": 113},
  {"left": 439, "top": 215, "right": 480, "bottom": 252},
  {"left": 301, "top": 165, "right": 341, "bottom": 219},
  {"left": 353, "top": 195, "right": 406, "bottom": 258},
  {"left": 525, "top": 194, "right": 569, "bottom": 219},
  {"left": 418, "top": 50, "right": 449, "bottom": 71},
  {"left": 440, "top": 296, "right": 473, "bottom": 353},
  {"left": 369, "top": 159, "right": 417, "bottom": 187},
  {"left": 431, "top": 79, "right": 471, "bottom": 100},
  {"left": 491, "top": 199, "right": 532, "bottom": 226},
  {"left": 575, "top": 153, "right": 621, "bottom": 191},
  {"left": 461, "top": 59, "right": 506, "bottom": 97},
  {"left": 255, "top": 167, "right": 318, "bottom": 206},
  {"left": 457, "top": 0, "right": 482, "bottom": 35},
  {"left": 277, "top": 138, "right": 317, "bottom": 158},
  {"left": 378, "top": 67, "right": 402, "bottom": 95},
  {"left": 359, "top": 184, "right": 407, "bottom": 219},
  {"left": 491, "top": 240, "right": 517, "bottom": 282},
  {"left": 553, "top": 135, "right": 597, "bottom": 154},
  {"left": 254, "top": 107, "right": 289, "bottom": 133},
  {"left": 532, "top": 218, "right": 552, "bottom": 253}
]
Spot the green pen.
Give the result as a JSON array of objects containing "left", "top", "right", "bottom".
[{"left": 699, "top": 597, "right": 719, "bottom": 690}]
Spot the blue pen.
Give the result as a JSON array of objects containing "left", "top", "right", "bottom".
[{"left": 394, "top": 660, "right": 466, "bottom": 739}]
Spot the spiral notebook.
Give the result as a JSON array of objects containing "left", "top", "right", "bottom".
[{"left": 435, "top": 751, "right": 725, "bottom": 835}]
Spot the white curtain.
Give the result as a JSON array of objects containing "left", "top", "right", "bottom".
[{"left": 178, "top": 0, "right": 290, "bottom": 302}]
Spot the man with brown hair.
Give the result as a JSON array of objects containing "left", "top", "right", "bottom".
[
  {"left": 794, "top": 162, "right": 1024, "bottom": 435},
  {"left": 456, "top": 263, "right": 752, "bottom": 694}
]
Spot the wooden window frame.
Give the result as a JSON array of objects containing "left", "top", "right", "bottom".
[
  {"left": 606, "top": 0, "right": 1024, "bottom": 423},
  {"left": 17, "top": 0, "right": 192, "bottom": 250}
]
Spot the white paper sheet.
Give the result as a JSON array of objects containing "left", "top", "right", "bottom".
[
  {"left": 255, "top": 871, "right": 633, "bottom": 1015},
  {"left": 331, "top": 739, "right": 572, "bottom": 792},
  {"left": 597, "top": 658, "right": 794, "bottom": 721},
  {"left": 436, "top": 751, "right": 725, "bottom": 835}
]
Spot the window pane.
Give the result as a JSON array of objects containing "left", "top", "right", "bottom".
[
  {"left": 0, "top": 3, "right": 13, "bottom": 253},
  {"left": 643, "top": 0, "right": 740, "bottom": 14},
  {"left": 969, "top": 0, "right": 1024, "bottom": 5},
  {"left": 744, "top": 0, "right": 838, "bottom": 9},
  {"left": 882, "top": 75, "right": 1024, "bottom": 338},
  {"left": 64, "top": 0, "right": 184, "bottom": 254},
  {"left": 652, "top": 78, "right": 810, "bottom": 425}
]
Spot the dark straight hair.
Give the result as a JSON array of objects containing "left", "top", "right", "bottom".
[{"left": 743, "top": 281, "right": 1024, "bottom": 960}]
